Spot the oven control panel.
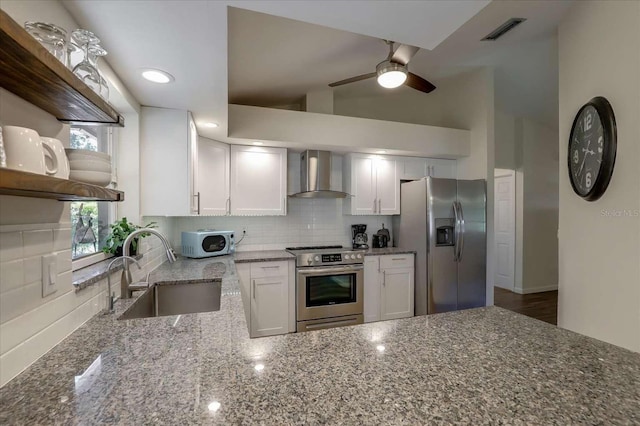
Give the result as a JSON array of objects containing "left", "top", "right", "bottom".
[{"left": 296, "top": 250, "right": 365, "bottom": 267}]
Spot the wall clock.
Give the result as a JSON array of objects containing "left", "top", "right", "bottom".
[{"left": 568, "top": 96, "right": 617, "bottom": 201}]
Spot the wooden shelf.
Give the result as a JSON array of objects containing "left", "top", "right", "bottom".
[
  {"left": 0, "top": 10, "right": 124, "bottom": 126},
  {"left": 0, "top": 168, "right": 124, "bottom": 201}
]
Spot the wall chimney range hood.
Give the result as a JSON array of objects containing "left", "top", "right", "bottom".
[{"left": 289, "top": 150, "right": 350, "bottom": 199}]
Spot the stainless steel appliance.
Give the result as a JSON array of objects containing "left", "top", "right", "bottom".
[
  {"left": 181, "top": 230, "right": 235, "bottom": 258},
  {"left": 288, "top": 150, "right": 350, "bottom": 198},
  {"left": 286, "top": 245, "right": 365, "bottom": 332},
  {"left": 398, "top": 177, "right": 486, "bottom": 315},
  {"left": 373, "top": 224, "right": 390, "bottom": 248},
  {"left": 351, "top": 224, "right": 368, "bottom": 249}
]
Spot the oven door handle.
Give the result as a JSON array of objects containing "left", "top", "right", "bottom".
[{"left": 297, "top": 265, "right": 364, "bottom": 276}]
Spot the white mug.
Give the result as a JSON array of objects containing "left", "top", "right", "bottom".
[
  {"left": 2, "top": 126, "right": 57, "bottom": 176},
  {"left": 41, "top": 137, "right": 68, "bottom": 178}
]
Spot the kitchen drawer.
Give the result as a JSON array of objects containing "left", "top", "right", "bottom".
[
  {"left": 250, "top": 261, "right": 289, "bottom": 278},
  {"left": 379, "top": 254, "right": 413, "bottom": 270}
]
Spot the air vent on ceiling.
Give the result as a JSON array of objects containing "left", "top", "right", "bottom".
[{"left": 481, "top": 18, "right": 527, "bottom": 41}]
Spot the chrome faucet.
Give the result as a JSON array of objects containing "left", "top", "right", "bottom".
[
  {"left": 121, "top": 228, "right": 176, "bottom": 299},
  {"left": 105, "top": 255, "right": 141, "bottom": 313}
]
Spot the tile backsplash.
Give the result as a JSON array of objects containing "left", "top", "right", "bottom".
[{"left": 149, "top": 198, "right": 393, "bottom": 253}]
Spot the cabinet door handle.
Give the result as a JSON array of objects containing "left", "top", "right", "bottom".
[
  {"left": 373, "top": 198, "right": 377, "bottom": 213},
  {"left": 378, "top": 199, "right": 381, "bottom": 214},
  {"left": 284, "top": 197, "right": 287, "bottom": 215},
  {"left": 226, "top": 198, "right": 230, "bottom": 215},
  {"left": 252, "top": 280, "right": 256, "bottom": 299},
  {"left": 260, "top": 266, "right": 280, "bottom": 269},
  {"left": 382, "top": 270, "right": 386, "bottom": 286},
  {"left": 193, "top": 192, "right": 201, "bottom": 215},
  {"left": 392, "top": 257, "right": 405, "bottom": 261}
]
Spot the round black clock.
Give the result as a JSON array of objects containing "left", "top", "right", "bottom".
[{"left": 568, "top": 96, "right": 617, "bottom": 201}]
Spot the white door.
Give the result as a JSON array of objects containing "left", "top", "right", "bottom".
[
  {"left": 375, "top": 158, "right": 400, "bottom": 215},
  {"left": 494, "top": 171, "right": 516, "bottom": 290},
  {"left": 351, "top": 156, "right": 376, "bottom": 215},
  {"left": 363, "top": 256, "right": 381, "bottom": 323},
  {"left": 197, "top": 138, "right": 229, "bottom": 216},
  {"left": 380, "top": 268, "right": 414, "bottom": 320},
  {"left": 250, "top": 276, "right": 288, "bottom": 337},
  {"left": 230, "top": 145, "right": 287, "bottom": 216}
]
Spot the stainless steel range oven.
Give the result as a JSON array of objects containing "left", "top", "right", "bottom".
[{"left": 286, "top": 246, "right": 365, "bottom": 332}]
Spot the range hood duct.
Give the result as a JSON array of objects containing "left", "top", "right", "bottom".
[{"left": 289, "top": 150, "right": 350, "bottom": 199}]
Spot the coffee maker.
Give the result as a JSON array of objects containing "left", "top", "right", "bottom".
[{"left": 351, "top": 224, "right": 368, "bottom": 249}]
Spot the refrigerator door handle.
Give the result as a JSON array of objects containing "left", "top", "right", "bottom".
[
  {"left": 453, "top": 201, "right": 460, "bottom": 262},
  {"left": 457, "top": 201, "right": 465, "bottom": 262}
]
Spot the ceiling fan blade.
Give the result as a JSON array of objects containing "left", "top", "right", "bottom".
[
  {"left": 391, "top": 44, "right": 420, "bottom": 65},
  {"left": 328, "top": 72, "right": 376, "bottom": 87},
  {"left": 406, "top": 72, "right": 436, "bottom": 93}
]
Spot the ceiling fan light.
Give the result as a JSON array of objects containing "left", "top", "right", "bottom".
[
  {"left": 377, "top": 70, "right": 407, "bottom": 88},
  {"left": 376, "top": 61, "right": 407, "bottom": 89}
]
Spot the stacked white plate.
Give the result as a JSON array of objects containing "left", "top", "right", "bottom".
[{"left": 65, "top": 149, "right": 112, "bottom": 187}]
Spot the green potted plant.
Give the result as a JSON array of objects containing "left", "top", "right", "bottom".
[{"left": 103, "top": 217, "right": 157, "bottom": 256}]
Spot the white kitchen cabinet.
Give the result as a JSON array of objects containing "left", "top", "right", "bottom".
[
  {"left": 364, "top": 256, "right": 381, "bottom": 323},
  {"left": 141, "top": 107, "right": 196, "bottom": 216},
  {"left": 427, "top": 158, "right": 457, "bottom": 179},
  {"left": 236, "top": 260, "right": 295, "bottom": 338},
  {"left": 363, "top": 254, "right": 415, "bottom": 323},
  {"left": 380, "top": 267, "right": 414, "bottom": 321},
  {"left": 398, "top": 157, "right": 457, "bottom": 180},
  {"left": 230, "top": 145, "right": 287, "bottom": 216},
  {"left": 343, "top": 154, "right": 400, "bottom": 215},
  {"left": 197, "top": 138, "right": 229, "bottom": 215}
]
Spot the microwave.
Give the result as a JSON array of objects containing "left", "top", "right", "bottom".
[{"left": 181, "top": 230, "right": 235, "bottom": 258}]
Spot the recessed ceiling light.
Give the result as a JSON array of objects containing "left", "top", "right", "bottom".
[
  {"left": 253, "top": 142, "right": 264, "bottom": 146},
  {"left": 141, "top": 69, "right": 174, "bottom": 84},
  {"left": 204, "top": 122, "right": 219, "bottom": 128},
  {"left": 376, "top": 150, "right": 387, "bottom": 154}
]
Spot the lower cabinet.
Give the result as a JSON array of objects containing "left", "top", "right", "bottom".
[
  {"left": 236, "top": 260, "right": 295, "bottom": 338},
  {"left": 364, "top": 254, "right": 415, "bottom": 323}
]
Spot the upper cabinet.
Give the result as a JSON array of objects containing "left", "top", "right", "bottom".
[
  {"left": 343, "top": 154, "right": 400, "bottom": 215},
  {"left": 230, "top": 145, "right": 287, "bottom": 216},
  {"left": 398, "top": 157, "right": 457, "bottom": 180},
  {"left": 0, "top": 10, "right": 123, "bottom": 126},
  {"left": 196, "top": 138, "right": 230, "bottom": 216},
  {"left": 141, "top": 107, "right": 195, "bottom": 216}
]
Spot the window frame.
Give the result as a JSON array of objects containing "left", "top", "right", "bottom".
[{"left": 70, "top": 126, "right": 118, "bottom": 271}]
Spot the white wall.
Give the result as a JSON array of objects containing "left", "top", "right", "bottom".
[
  {"left": 558, "top": 0, "right": 640, "bottom": 352},
  {"left": 519, "top": 119, "right": 559, "bottom": 293}
]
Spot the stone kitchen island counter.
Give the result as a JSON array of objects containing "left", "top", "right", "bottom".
[{"left": 1, "top": 255, "right": 639, "bottom": 425}]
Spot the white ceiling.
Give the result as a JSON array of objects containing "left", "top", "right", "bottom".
[{"left": 62, "top": 0, "right": 573, "bottom": 142}]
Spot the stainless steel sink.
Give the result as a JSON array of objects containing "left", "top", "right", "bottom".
[{"left": 118, "top": 281, "right": 221, "bottom": 320}]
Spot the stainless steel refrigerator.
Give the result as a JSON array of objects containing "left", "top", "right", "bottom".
[{"left": 398, "top": 177, "right": 486, "bottom": 315}]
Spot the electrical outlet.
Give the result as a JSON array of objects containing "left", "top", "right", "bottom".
[{"left": 41, "top": 254, "right": 57, "bottom": 297}]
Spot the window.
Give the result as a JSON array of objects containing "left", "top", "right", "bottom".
[{"left": 70, "top": 126, "right": 117, "bottom": 266}]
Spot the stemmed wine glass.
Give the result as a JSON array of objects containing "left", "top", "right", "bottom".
[
  {"left": 87, "top": 45, "right": 109, "bottom": 100},
  {"left": 70, "top": 29, "right": 102, "bottom": 95}
]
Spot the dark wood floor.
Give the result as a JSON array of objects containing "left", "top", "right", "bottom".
[{"left": 494, "top": 287, "right": 558, "bottom": 325}]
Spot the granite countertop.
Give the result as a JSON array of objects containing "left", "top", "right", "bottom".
[
  {"left": 364, "top": 247, "right": 416, "bottom": 256},
  {"left": 1, "top": 256, "right": 639, "bottom": 424},
  {"left": 233, "top": 250, "right": 295, "bottom": 263}
]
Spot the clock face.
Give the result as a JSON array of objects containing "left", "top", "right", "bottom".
[
  {"left": 568, "top": 97, "right": 617, "bottom": 201},
  {"left": 569, "top": 105, "right": 604, "bottom": 196}
]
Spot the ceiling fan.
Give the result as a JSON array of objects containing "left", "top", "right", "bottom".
[{"left": 328, "top": 40, "right": 436, "bottom": 93}]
